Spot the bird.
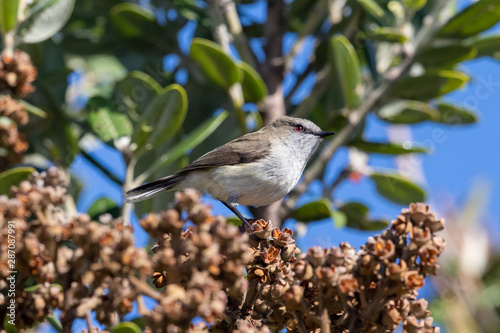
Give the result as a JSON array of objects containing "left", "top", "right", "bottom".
[{"left": 124, "top": 116, "right": 335, "bottom": 229}]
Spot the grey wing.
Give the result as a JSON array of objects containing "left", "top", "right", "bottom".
[{"left": 177, "top": 130, "right": 271, "bottom": 173}]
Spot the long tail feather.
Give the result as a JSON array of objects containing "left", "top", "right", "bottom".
[{"left": 124, "top": 174, "right": 185, "bottom": 203}]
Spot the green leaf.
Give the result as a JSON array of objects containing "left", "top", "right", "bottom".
[
  {"left": 110, "top": 3, "right": 156, "bottom": 38},
  {"left": 47, "top": 313, "right": 63, "bottom": 333},
  {"left": 17, "top": 99, "right": 47, "bottom": 118},
  {"left": 87, "top": 197, "right": 120, "bottom": 220},
  {"left": 290, "top": 198, "right": 333, "bottom": 223},
  {"left": 0, "top": 0, "right": 18, "bottom": 33},
  {"left": 389, "top": 71, "right": 469, "bottom": 100},
  {"left": 17, "top": 0, "right": 75, "bottom": 44},
  {"left": 349, "top": 141, "right": 429, "bottom": 154},
  {"left": 331, "top": 209, "right": 347, "bottom": 228},
  {"left": 87, "top": 97, "right": 133, "bottom": 143},
  {"left": 238, "top": 62, "right": 268, "bottom": 103},
  {"left": 190, "top": 38, "right": 241, "bottom": 89},
  {"left": 401, "top": 0, "right": 427, "bottom": 10},
  {"left": 3, "top": 316, "right": 16, "bottom": 333},
  {"left": 142, "top": 110, "right": 229, "bottom": 180},
  {"left": 227, "top": 217, "right": 243, "bottom": 226},
  {"left": 468, "top": 34, "right": 500, "bottom": 60},
  {"left": 376, "top": 100, "right": 439, "bottom": 124},
  {"left": 338, "top": 202, "right": 369, "bottom": 229},
  {"left": 113, "top": 71, "right": 162, "bottom": 120},
  {"left": 370, "top": 173, "right": 426, "bottom": 205},
  {"left": 438, "top": 0, "right": 500, "bottom": 38},
  {"left": 338, "top": 202, "right": 389, "bottom": 231},
  {"left": 330, "top": 35, "right": 362, "bottom": 109},
  {"left": 109, "top": 322, "right": 142, "bottom": 333},
  {"left": 417, "top": 45, "right": 477, "bottom": 67},
  {"left": 368, "top": 27, "right": 408, "bottom": 43},
  {"left": 358, "top": 0, "right": 386, "bottom": 20},
  {"left": 25, "top": 283, "right": 63, "bottom": 293},
  {"left": 433, "top": 103, "right": 478, "bottom": 125},
  {"left": 361, "top": 220, "right": 391, "bottom": 231},
  {"left": 0, "top": 167, "right": 36, "bottom": 196},
  {"left": 132, "top": 84, "right": 188, "bottom": 154}
]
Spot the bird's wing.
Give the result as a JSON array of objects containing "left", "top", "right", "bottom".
[{"left": 177, "top": 130, "right": 271, "bottom": 173}]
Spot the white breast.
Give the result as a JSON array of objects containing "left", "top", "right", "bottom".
[{"left": 179, "top": 141, "right": 307, "bottom": 206}]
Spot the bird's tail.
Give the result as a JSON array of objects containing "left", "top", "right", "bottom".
[{"left": 124, "top": 174, "right": 185, "bottom": 203}]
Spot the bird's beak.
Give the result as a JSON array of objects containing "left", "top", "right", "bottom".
[{"left": 317, "top": 131, "right": 336, "bottom": 138}]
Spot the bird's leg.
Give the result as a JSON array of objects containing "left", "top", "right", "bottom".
[{"left": 221, "top": 201, "right": 253, "bottom": 231}]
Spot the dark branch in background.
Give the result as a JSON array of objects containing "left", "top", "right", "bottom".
[
  {"left": 250, "top": 0, "right": 287, "bottom": 226},
  {"left": 80, "top": 148, "right": 123, "bottom": 186}
]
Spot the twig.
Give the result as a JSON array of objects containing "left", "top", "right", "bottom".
[
  {"left": 121, "top": 156, "right": 137, "bottom": 226},
  {"left": 294, "top": 311, "right": 308, "bottom": 333},
  {"left": 208, "top": 0, "right": 248, "bottom": 133},
  {"left": 319, "top": 285, "right": 331, "bottom": 333},
  {"left": 241, "top": 280, "right": 259, "bottom": 315},
  {"left": 323, "top": 168, "right": 351, "bottom": 198},
  {"left": 218, "top": 0, "right": 258, "bottom": 68},
  {"left": 284, "top": 0, "right": 328, "bottom": 72},
  {"left": 129, "top": 276, "right": 161, "bottom": 301},
  {"left": 86, "top": 311, "right": 94, "bottom": 333},
  {"left": 80, "top": 149, "right": 123, "bottom": 186}
]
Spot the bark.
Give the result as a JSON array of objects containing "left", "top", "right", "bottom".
[{"left": 251, "top": 0, "right": 286, "bottom": 227}]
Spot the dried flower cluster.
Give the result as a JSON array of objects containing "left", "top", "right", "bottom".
[
  {"left": 0, "top": 167, "right": 149, "bottom": 331},
  {"left": 0, "top": 168, "right": 445, "bottom": 332},
  {"left": 0, "top": 51, "right": 37, "bottom": 98},
  {"left": 0, "top": 50, "right": 36, "bottom": 171}
]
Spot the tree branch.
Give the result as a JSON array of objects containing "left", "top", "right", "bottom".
[
  {"left": 219, "top": 0, "right": 259, "bottom": 68},
  {"left": 80, "top": 149, "right": 123, "bottom": 186}
]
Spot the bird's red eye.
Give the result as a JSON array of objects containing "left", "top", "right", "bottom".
[{"left": 295, "top": 125, "right": 304, "bottom": 132}]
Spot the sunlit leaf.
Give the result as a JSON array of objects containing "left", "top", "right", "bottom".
[
  {"left": 0, "top": 167, "right": 36, "bottom": 196},
  {"left": 402, "top": 0, "right": 427, "bottom": 10},
  {"left": 190, "top": 38, "right": 241, "bottom": 89},
  {"left": 17, "top": 0, "right": 75, "bottom": 43},
  {"left": 358, "top": 0, "right": 386, "bottom": 20},
  {"left": 438, "top": 0, "right": 500, "bottom": 38},
  {"left": 17, "top": 99, "right": 47, "bottom": 118},
  {"left": 370, "top": 173, "right": 426, "bottom": 205},
  {"left": 331, "top": 209, "right": 347, "bottom": 228},
  {"left": 330, "top": 35, "right": 362, "bottom": 108},
  {"left": 109, "top": 322, "right": 142, "bottom": 333},
  {"left": 368, "top": 27, "right": 408, "bottom": 43},
  {"left": 0, "top": 0, "right": 18, "bottom": 33}
]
